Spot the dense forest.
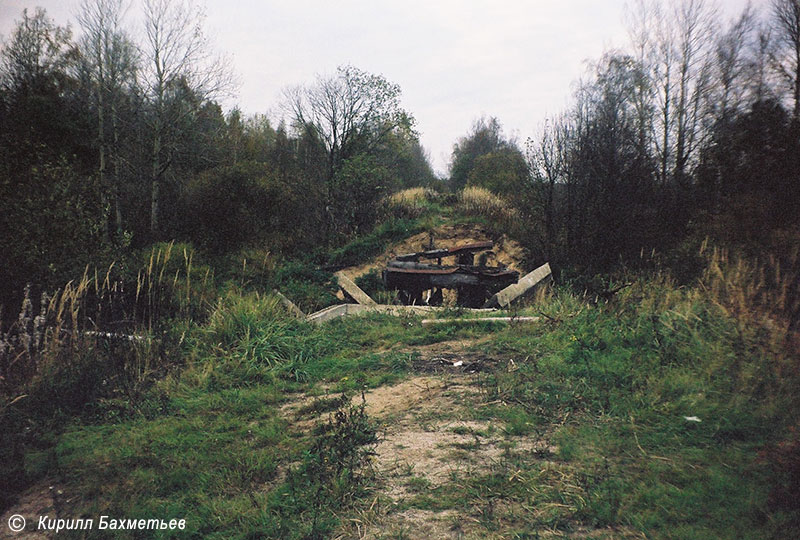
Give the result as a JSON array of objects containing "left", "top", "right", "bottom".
[
  {"left": 1, "top": 0, "right": 800, "bottom": 537},
  {"left": 0, "top": 1, "right": 438, "bottom": 310},
  {"left": 1, "top": 0, "right": 799, "bottom": 302}
]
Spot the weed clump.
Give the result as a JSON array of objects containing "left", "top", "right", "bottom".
[
  {"left": 0, "top": 243, "right": 215, "bottom": 509},
  {"left": 270, "top": 261, "right": 338, "bottom": 314},
  {"left": 279, "top": 397, "right": 378, "bottom": 539},
  {"left": 327, "top": 218, "right": 428, "bottom": 268},
  {"left": 381, "top": 187, "right": 441, "bottom": 219},
  {"left": 469, "top": 244, "right": 800, "bottom": 537},
  {"left": 457, "top": 186, "right": 519, "bottom": 230}
]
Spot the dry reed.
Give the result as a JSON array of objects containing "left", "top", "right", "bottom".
[
  {"left": 457, "top": 186, "right": 520, "bottom": 228},
  {"left": 381, "top": 187, "right": 439, "bottom": 218},
  {"left": 1, "top": 242, "right": 215, "bottom": 404}
]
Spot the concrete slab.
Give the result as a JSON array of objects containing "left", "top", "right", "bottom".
[{"left": 483, "top": 263, "right": 551, "bottom": 308}]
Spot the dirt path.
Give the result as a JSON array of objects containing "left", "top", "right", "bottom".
[
  {"left": 282, "top": 340, "right": 557, "bottom": 539},
  {"left": 0, "top": 483, "right": 60, "bottom": 539},
  {"left": 6, "top": 338, "right": 625, "bottom": 539}
]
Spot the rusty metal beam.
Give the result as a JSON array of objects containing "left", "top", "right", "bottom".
[{"left": 394, "top": 241, "right": 495, "bottom": 263}]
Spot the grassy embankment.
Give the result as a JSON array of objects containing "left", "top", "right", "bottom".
[{"left": 2, "top": 188, "right": 798, "bottom": 539}]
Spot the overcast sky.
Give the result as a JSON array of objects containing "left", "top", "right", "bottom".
[{"left": 1, "top": 0, "right": 761, "bottom": 174}]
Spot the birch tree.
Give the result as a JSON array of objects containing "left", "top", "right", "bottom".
[
  {"left": 141, "top": 0, "right": 233, "bottom": 237},
  {"left": 712, "top": 5, "right": 756, "bottom": 122},
  {"left": 626, "top": 0, "right": 717, "bottom": 185},
  {"left": 285, "top": 65, "right": 414, "bottom": 185},
  {"left": 672, "top": 0, "right": 718, "bottom": 187},
  {"left": 77, "top": 0, "right": 137, "bottom": 238},
  {"left": 771, "top": 0, "right": 800, "bottom": 117}
]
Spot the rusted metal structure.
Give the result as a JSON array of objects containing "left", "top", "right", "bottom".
[{"left": 382, "top": 240, "right": 519, "bottom": 307}]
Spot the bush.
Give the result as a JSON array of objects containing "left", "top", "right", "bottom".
[
  {"left": 181, "top": 162, "right": 280, "bottom": 253},
  {"left": 329, "top": 154, "right": 399, "bottom": 238},
  {"left": 282, "top": 397, "right": 378, "bottom": 538},
  {"left": 271, "top": 261, "right": 339, "bottom": 314},
  {"left": 467, "top": 147, "right": 529, "bottom": 197},
  {"left": 457, "top": 186, "right": 520, "bottom": 230},
  {"left": 381, "top": 187, "right": 441, "bottom": 219},
  {"left": 204, "top": 293, "right": 299, "bottom": 374},
  {"left": 328, "top": 218, "right": 427, "bottom": 268},
  {"left": 207, "top": 247, "right": 276, "bottom": 292},
  {"left": 0, "top": 157, "right": 111, "bottom": 311}
]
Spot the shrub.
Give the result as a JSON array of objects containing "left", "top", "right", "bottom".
[
  {"left": 180, "top": 162, "right": 280, "bottom": 253},
  {"left": 381, "top": 187, "right": 440, "bottom": 219},
  {"left": 284, "top": 397, "right": 378, "bottom": 538},
  {"left": 271, "top": 261, "right": 338, "bottom": 314},
  {"left": 466, "top": 147, "right": 529, "bottom": 197},
  {"left": 330, "top": 154, "right": 399, "bottom": 237},
  {"left": 328, "top": 218, "right": 427, "bottom": 268},
  {"left": 0, "top": 157, "right": 111, "bottom": 311},
  {"left": 205, "top": 247, "right": 276, "bottom": 292},
  {"left": 457, "top": 186, "right": 520, "bottom": 230}
]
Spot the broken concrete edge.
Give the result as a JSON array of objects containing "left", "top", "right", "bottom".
[
  {"left": 334, "top": 271, "right": 377, "bottom": 306},
  {"left": 305, "top": 303, "right": 497, "bottom": 324},
  {"left": 272, "top": 289, "right": 306, "bottom": 318},
  {"left": 420, "top": 316, "right": 540, "bottom": 325},
  {"left": 483, "top": 262, "right": 552, "bottom": 309}
]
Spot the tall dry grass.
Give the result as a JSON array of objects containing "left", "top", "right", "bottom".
[
  {"left": 0, "top": 242, "right": 216, "bottom": 411},
  {"left": 0, "top": 275, "right": 94, "bottom": 391},
  {"left": 696, "top": 240, "right": 800, "bottom": 352},
  {"left": 381, "top": 187, "right": 440, "bottom": 218},
  {"left": 692, "top": 241, "right": 800, "bottom": 520},
  {"left": 457, "top": 186, "right": 520, "bottom": 229},
  {"left": 135, "top": 241, "right": 215, "bottom": 328}
]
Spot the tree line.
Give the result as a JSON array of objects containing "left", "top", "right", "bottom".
[
  {"left": 2, "top": 0, "right": 799, "bottom": 312},
  {"left": 0, "top": 0, "right": 435, "bottom": 309},
  {"left": 451, "top": 0, "right": 800, "bottom": 275}
]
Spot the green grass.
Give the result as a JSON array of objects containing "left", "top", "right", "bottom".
[
  {"left": 408, "top": 277, "right": 798, "bottom": 539},
  {"left": 4, "top": 256, "right": 798, "bottom": 539},
  {"left": 327, "top": 217, "right": 436, "bottom": 268},
  {"left": 14, "top": 292, "right": 471, "bottom": 539}
]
